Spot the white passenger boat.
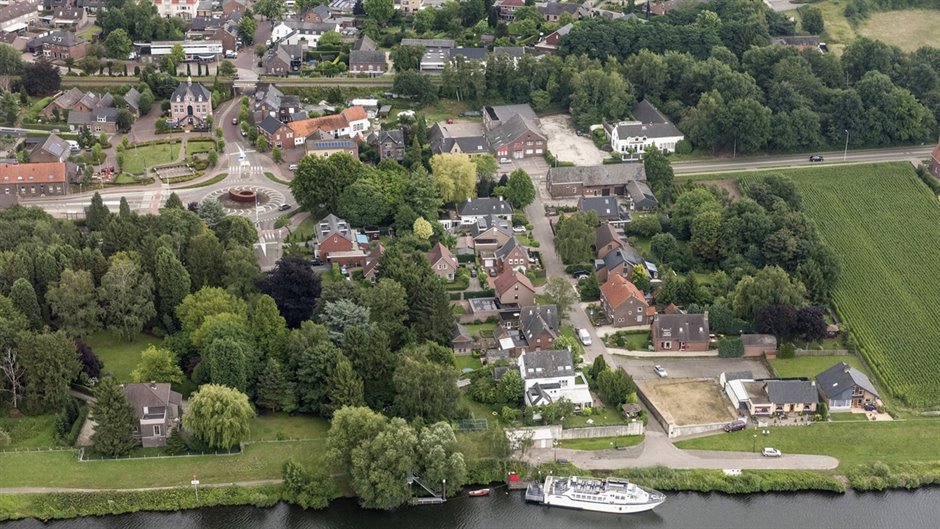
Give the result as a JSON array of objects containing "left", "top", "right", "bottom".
[{"left": 525, "top": 475, "right": 666, "bottom": 514}]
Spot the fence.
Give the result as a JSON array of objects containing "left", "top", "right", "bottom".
[
  {"left": 454, "top": 419, "right": 489, "bottom": 432},
  {"left": 0, "top": 446, "right": 75, "bottom": 455},
  {"left": 557, "top": 423, "right": 644, "bottom": 439}
]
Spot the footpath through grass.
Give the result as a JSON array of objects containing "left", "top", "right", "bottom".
[
  {"left": 737, "top": 163, "right": 940, "bottom": 407},
  {"left": 675, "top": 420, "right": 940, "bottom": 469}
]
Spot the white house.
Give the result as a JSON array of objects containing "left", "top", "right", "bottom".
[
  {"left": 457, "top": 197, "right": 513, "bottom": 225},
  {"left": 609, "top": 100, "right": 684, "bottom": 161},
  {"left": 518, "top": 350, "right": 592, "bottom": 412},
  {"left": 152, "top": 0, "right": 198, "bottom": 20},
  {"left": 273, "top": 21, "right": 340, "bottom": 47}
]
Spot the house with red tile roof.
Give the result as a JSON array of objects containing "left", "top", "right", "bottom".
[
  {"left": 489, "top": 268, "right": 535, "bottom": 307},
  {"left": 600, "top": 274, "right": 652, "bottom": 327},
  {"left": 929, "top": 143, "right": 940, "bottom": 179},
  {"left": 427, "top": 242, "right": 459, "bottom": 282}
]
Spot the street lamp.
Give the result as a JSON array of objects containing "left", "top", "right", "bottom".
[
  {"left": 442, "top": 478, "right": 446, "bottom": 500},
  {"left": 843, "top": 129, "right": 849, "bottom": 161},
  {"left": 553, "top": 439, "right": 558, "bottom": 461}
]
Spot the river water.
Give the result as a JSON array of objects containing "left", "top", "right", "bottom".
[{"left": 4, "top": 488, "right": 939, "bottom": 529}]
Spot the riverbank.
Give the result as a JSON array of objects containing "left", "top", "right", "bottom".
[{"left": 3, "top": 460, "right": 939, "bottom": 523}]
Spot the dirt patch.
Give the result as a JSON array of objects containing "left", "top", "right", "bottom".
[
  {"left": 638, "top": 378, "right": 736, "bottom": 426},
  {"left": 699, "top": 179, "right": 741, "bottom": 200},
  {"left": 540, "top": 114, "right": 606, "bottom": 166}
]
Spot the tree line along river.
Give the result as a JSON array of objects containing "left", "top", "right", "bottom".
[{"left": 2, "top": 488, "right": 938, "bottom": 528}]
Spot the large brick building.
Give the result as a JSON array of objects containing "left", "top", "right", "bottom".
[
  {"left": 169, "top": 78, "right": 212, "bottom": 128},
  {"left": 0, "top": 163, "right": 68, "bottom": 201}
]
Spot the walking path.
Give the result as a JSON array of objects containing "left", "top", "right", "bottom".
[
  {"left": 0, "top": 480, "right": 283, "bottom": 494},
  {"left": 523, "top": 430, "right": 838, "bottom": 470}
]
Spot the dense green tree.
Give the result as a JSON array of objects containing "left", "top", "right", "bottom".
[
  {"left": 86, "top": 192, "right": 111, "bottom": 232},
  {"left": 393, "top": 353, "right": 458, "bottom": 421},
  {"left": 222, "top": 245, "right": 261, "bottom": 298},
  {"left": 184, "top": 384, "right": 254, "bottom": 450},
  {"left": 153, "top": 246, "right": 190, "bottom": 331},
  {"left": 570, "top": 69, "right": 635, "bottom": 129},
  {"left": 326, "top": 406, "right": 388, "bottom": 470},
  {"left": 596, "top": 367, "right": 635, "bottom": 407},
  {"left": 9, "top": 278, "right": 42, "bottom": 330},
  {"left": 104, "top": 29, "right": 133, "bottom": 60},
  {"left": 350, "top": 417, "right": 417, "bottom": 510},
  {"left": 643, "top": 146, "right": 675, "bottom": 203},
  {"left": 131, "top": 345, "right": 184, "bottom": 384},
  {"left": 415, "top": 422, "right": 466, "bottom": 498},
  {"left": 21, "top": 59, "right": 60, "bottom": 97},
  {"left": 337, "top": 178, "right": 392, "bottom": 227},
  {"left": 290, "top": 153, "right": 367, "bottom": 213},
  {"left": 670, "top": 187, "right": 722, "bottom": 240},
  {"left": 98, "top": 256, "right": 155, "bottom": 341},
  {"left": 321, "top": 299, "right": 372, "bottom": 343},
  {"left": 732, "top": 265, "right": 807, "bottom": 321},
  {"left": 90, "top": 377, "right": 137, "bottom": 457},
  {"left": 176, "top": 287, "right": 248, "bottom": 336},
  {"left": 364, "top": 0, "right": 394, "bottom": 24},
  {"left": 554, "top": 211, "right": 599, "bottom": 265},
  {"left": 46, "top": 268, "right": 103, "bottom": 336},
  {"left": 249, "top": 294, "right": 288, "bottom": 361},
  {"left": 186, "top": 232, "right": 224, "bottom": 290},
  {"left": 360, "top": 278, "right": 408, "bottom": 347},
  {"left": 256, "top": 357, "right": 295, "bottom": 413},
  {"left": 204, "top": 336, "right": 251, "bottom": 391},
  {"left": 430, "top": 154, "right": 476, "bottom": 204},
  {"left": 390, "top": 45, "right": 425, "bottom": 72},
  {"left": 324, "top": 354, "right": 365, "bottom": 416},
  {"left": 543, "top": 277, "right": 576, "bottom": 320},
  {"left": 17, "top": 330, "right": 79, "bottom": 414},
  {"left": 341, "top": 326, "right": 396, "bottom": 409},
  {"left": 494, "top": 169, "right": 535, "bottom": 209},
  {"left": 293, "top": 340, "right": 341, "bottom": 415}
]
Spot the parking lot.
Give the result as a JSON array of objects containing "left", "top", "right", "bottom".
[
  {"left": 540, "top": 114, "right": 607, "bottom": 166},
  {"left": 611, "top": 357, "right": 772, "bottom": 381},
  {"left": 498, "top": 156, "right": 550, "bottom": 178}
]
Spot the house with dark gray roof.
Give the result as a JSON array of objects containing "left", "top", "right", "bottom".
[
  {"left": 534, "top": 22, "right": 572, "bottom": 53},
  {"left": 625, "top": 180, "right": 658, "bottom": 211},
  {"left": 367, "top": 129, "right": 405, "bottom": 161},
  {"left": 349, "top": 49, "right": 387, "bottom": 76},
  {"left": 483, "top": 104, "right": 539, "bottom": 130},
  {"left": 123, "top": 382, "right": 183, "bottom": 448},
  {"left": 494, "top": 235, "right": 530, "bottom": 273},
  {"left": 578, "top": 196, "right": 631, "bottom": 226},
  {"left": 594, "top": 243, "right": 655, "bottom": 283},
  {"left": 518, "top": 305, "right": 560, "bottom": 351},
  {"left": 28, "top": 134, "right": 71, "bottom": 163},
  {"left": 428, "top": 122, "right": 489, "bottom": 157},
  {"left": 518, "top": 349, "right": 592, "bottom": 411},
  {"left": 815, "top": 362, "right": 880, "bottom": 412},
  {"left": 485, "top": 113, "right": 546, "bottom": 161},
  {"left": 169, "top": 78, "right": 212, "bottom": 128},
  {"left": 547, "top": 164, "right": 647, "bottom": 198},
  {"left": 458, "top": 196, "right": 513, "bottom": 224},
  {"left": 766, "top": 380, "right": 818, "bottom": 414},
  {"left": 538, "top": 2, "right": 581, "bottom": 22},
  {"left": 609, "top": 100, "right": 684, "bottom": 160},
  {"left": 651, "top": 313, "right": 709, "bottom": 352},
  {"left": 68, "top": 107, "right": 119, "bottom": 133},
  {"left": 123, "top": 87, "right": 142, "bottom": 117}
]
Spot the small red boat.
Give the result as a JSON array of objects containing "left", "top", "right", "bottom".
[{"left": 468, "top": 488, "right": 491, "bottom": 497}]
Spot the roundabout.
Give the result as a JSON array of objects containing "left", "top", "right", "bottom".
[{"left": 201, "top": 185, "right": 287, "bottom": 216}]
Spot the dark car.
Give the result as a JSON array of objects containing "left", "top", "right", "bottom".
[
  {"left": 809, "top": 155, "right": 824, "bottom": 162},
  {"left": 864, "top": 402, "right": 877, "bottom": 412},
  {"left": 723, "top": 420, "right": 747, "bottom": 433}
]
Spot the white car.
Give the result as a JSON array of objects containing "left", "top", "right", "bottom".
[
  {"left": 288, "top": 164, "right": 298, "bottom": 171},
  {"left": 577, "top": 328, "right": 592, "bottom": 346},
  {"left": 512, "top": 226, "right": 526, "bottom": 233},
  {"left": 654, "top": 365, "right": 667, "bottom": 378},
  {"left": 762, "top": 448, "right": 782, "bottom": 458}
]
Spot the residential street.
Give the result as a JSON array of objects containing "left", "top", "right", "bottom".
[
  {"left": 524, "top": 429, "right": 839, "bottom": 470},
  {"left": 672, "top": 145, "right": 934, "bottom": 175}
]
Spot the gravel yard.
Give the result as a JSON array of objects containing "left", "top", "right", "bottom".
[
  {"left": 540, "top": 114, "right": 607, "bottom": 166},
  {"left": 638, "top": 378, "right": 737, "bottom": 426}
]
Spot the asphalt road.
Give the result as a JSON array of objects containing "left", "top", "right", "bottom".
[{"left": 672, "top": 145, "right": 934, "bottom": 175}]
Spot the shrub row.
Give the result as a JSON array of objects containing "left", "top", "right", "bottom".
[
  {"left": 607, "top": 466, "right": 845, "bottom": 494},
  {"left": 846, "top": 461, "right": 940, "bottom": 491}
]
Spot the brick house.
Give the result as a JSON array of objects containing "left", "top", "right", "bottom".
[
  {"left": 367, "top": 129, "right": 405, "bottom": 161},
  {"left": 349, "top": 49, "right": 387, "bottom": 76},
  {"left": 0, "top": 162, "right": 68, "bottom": 199},
  {"left": 547, "top": 164, "right": 648, "bottom": 198},
  {"left": 68, "top": 108, "right": 119, "bottom": 133},
  {"left": 257, "top": 116, "right": 294, "bottom": 149},
  {"left": 28, "top": 135, "right": 71, "bottom": 163},
  {"left": 538, "top": 2, "right": 580, "bottom": 22},
  {"left": 300, "top": 4, "right": 331, "bottom": 23},
  {"left": 494, "top": 236, "right": 530, "bottom": 273},
  {"left": 426, "top": 242, "right": 458, "bottom": 281},
  {"left": 362, "top": 244, "right": 385, "bottom": 282},
  {"left": 489, "top": 269, "right": 535, "bottom": 308},
  {"left": 486, "top": 114, "right": 546, "bottom": 161},
  {"left": 169, "top": 78, "right": 212, "bottom": 128},
  {"left": 534, "top": 22, "right": 572, "bottom": 54},
  {"left": 37, "top": 31, "right": 86, "bottom": 60},
  {"left": 518, "top": 305, "right": 559, "bottom": 351},
  {"left": 312, "top": 214, "right": 365, "bottom": 266},
  {"left": 40, "top": 87, "right": 84, "bottom": 120},
  {"left": 595, "top": 223, "right": 626, "bottom": 260},
  {"left": 651, "top": 313, "right": 710, "bottom": 352},
  {"left": 600, "top": 274, "right": 651, "bottom": 327},
  {"left": 815, "top": 362, "right": 880, "bottom": 412},
  {"left": 471, "top": 215, "right": 513, "bottom": 263},
  {"left": 929, "top": 143, "right": 940, "bottom": 179},
  {"left": 306, "top": 138, "right": 358, "bottom": 158},
  {"left": 221, "top": 0, "right": 245, "bottom": 16},
  {"left": 123, "top": 383, "right": 183, "bottom": 448}
]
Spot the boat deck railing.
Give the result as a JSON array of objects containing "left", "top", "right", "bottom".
[{"left": 525, "top": 483, "right": 543, "bottom": 503}]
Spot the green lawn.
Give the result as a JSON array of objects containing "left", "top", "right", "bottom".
[
  {"left": 247, "top": 413, "right": 329, "bottom": 441},
  {"left": 856, "top": 9, "right": 940, "bottom": 52},
  {"left": 0, "top": 415, "right": 58, "bottom": 448},
  {"left": 464, "top": 322, "right": 498, "bottom": 336},
  {"left": 286, "top": 217, "right": 315, "bottom": 243},
  {"left": 77, "top": 24, "right": 101, "bottom": 42},
  {"left": 558, "top": 435, "right": 644, "bottom": 451},
  {"left": 86, "top": 331, "right": 162, "bottom": 382},
  {"left": 606, "top": 330, "right": 650, "bottom": 350},
  {"left": 455, "top": 356, "right": 483, "bottom": 371},
  {"left": 122, "top": 142, "right": 181, "bottom": 175},
  {"left": 562, "top": 407, "right": 627, "bottom": 428},
  {"left": 0, "top": 440, "right": 323, "bottom": 489},
  {"left": 769, "top": 355, "right": 867, "bottom": 380},
  {"left": 185, "top": 139, "right": 216, "bottom": 156},
  {"left": 674, "top": 420, "right": 940, "bottom": 469},
  {"left": 559, "top": 326, "right": 585, "bottom": 362}
]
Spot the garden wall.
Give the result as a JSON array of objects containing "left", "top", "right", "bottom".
[{"left": 558, "top": 423, "right": 644, "bottom": 439}]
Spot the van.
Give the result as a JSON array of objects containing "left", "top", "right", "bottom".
[
  {"left": 577, "top": 328, "right": 592, "bottom": 346},
  {"left": 67, "top": 140, "right": 80, "bottom": 152},
  {"left": 723, "top": 420, "right": 746, "bottom": 433}
]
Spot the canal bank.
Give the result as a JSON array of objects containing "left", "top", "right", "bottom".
[{"left": 3, "top": 488, "right": 939, "bottom": 529}]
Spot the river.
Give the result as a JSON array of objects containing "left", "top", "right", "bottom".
[{"left": 4, "top": 488, "right": 939, "bottom": 529}]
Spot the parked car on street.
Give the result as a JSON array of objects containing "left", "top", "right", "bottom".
[
  {"left": 762, "top": 448, "right": 782, "bottom": 458},
  {"left": 289, "top": 164, "right": 298, "bottom": 171},
  {"left": 232, "top": 118, "right": 238, "bottom": 125},
  {"left": 512, "top": 226, "right": 526, "bottom": 233},
  {"left": 577, "top": 328, "right": 592, "bottom": 346},
  {"left": 654, "top": 365, "right": 668, "bottom": 378}
]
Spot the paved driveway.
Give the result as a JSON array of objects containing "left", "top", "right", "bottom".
[
  {"left": 498, "top": 156, "right": 550, "bottom": 178},
  {"left": 611, "top": 357, "right": 772, "bottom": 382},
  {"left": 540, "top": 114, "right": 606, "bottom": 166},
  {"left": 763, "top": 0, "right": 800, "bottom": 12}
]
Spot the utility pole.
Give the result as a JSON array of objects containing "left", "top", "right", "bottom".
[{"left": 843, "top": 129, "right": 849, "bottom": 161}]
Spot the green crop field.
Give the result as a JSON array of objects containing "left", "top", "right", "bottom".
[{"left": 737, "top": 163, "right": 940, "bottom": 407}]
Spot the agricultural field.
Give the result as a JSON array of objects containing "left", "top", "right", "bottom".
[
  {"left": 737, "top": 163, "right": 940, "bottom": 407},
  {"left": 788, "top": 2, "right": 940, "bottom": 53}
]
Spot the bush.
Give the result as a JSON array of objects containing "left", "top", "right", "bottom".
[
  {"left": 511, "top": 212, "right": 528, "bottom": 226},
  {"left": 778, "top": 342, "right": 796, "bottom": 359},
  {"left": 0, "top": 427, "right": 10, "bottom": 447},
  {"left": 165, "top": 429, "right": 188, "bottom": 455},
  {"left": 675, "top": 139, "right": 693, "bottom": 155},
  {"left": 717, "top": 337, "right": 744, "bottom": 358}
]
